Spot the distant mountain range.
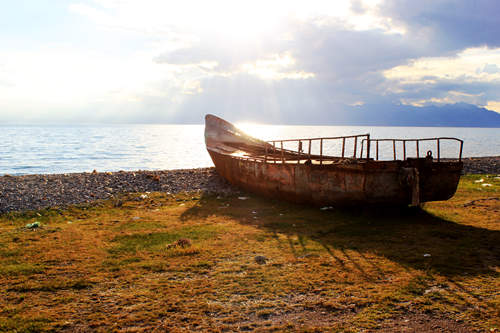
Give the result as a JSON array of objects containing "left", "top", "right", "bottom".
[
  {"left": 333, "top": 103, "right": 500, "bottom": 127},
  {"left": 207, "top": 102, "right": 500, "bottom": 127}
]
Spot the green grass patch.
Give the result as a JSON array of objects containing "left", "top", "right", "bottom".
[
  {"left": 108, "top": 224, "right": 221, "bottom": 254},
  {"left": 0, "top": 263, "right": 45, "bottom": 276},
  {"left": 459, "top": 174, "right": 499, "bottom": 193}
]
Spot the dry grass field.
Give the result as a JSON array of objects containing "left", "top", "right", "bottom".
[{"left": 1, "top": 175, "right": 499, "bottom": 332}]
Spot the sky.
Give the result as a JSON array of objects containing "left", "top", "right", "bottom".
[{"left": 1, "top": 0, "right": 500, "bottom": 124}]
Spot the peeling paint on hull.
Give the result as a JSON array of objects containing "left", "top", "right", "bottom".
[{"left": 208, "top": 150, "right": 462, "bottom": 206}]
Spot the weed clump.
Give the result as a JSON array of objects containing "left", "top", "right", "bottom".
[{"left": 166, "top": 238, "right": 192, "bottom": 249}]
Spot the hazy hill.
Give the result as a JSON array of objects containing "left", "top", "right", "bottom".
[
  {"left": 336, "top": 103, "right": 500, "bottom": 127},
  {"left": 187, "top": 102, "right": 500, "bottom": 127}
]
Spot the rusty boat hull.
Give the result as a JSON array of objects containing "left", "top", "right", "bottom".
[{"left": 205, "top": 114, "right": 463, "bottom": 206}]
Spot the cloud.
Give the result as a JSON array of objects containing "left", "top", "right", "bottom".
[
  {"left": 486, "top": 101, "right": 500, "bottom": 113},
  {"left": 3, "top": 0, "right": 500, "bottom": 123},
  {"left": 385, "top": 47, "right": 500, "bottom": 83},
  {"left": 382, "top": 47, "right": 500, "bottom": 108},
  {"left": 379, "top": 0, "right": 500, "bottom": 51},
  {"left": 239, "top": 53, "right": 315, "bottom": 80},
  {"left": 481, "top": 64, "right": 500, "bottom": 74}
]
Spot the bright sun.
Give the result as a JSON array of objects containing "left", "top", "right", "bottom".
[
  {"left": 159, "top": 0, "right": 357, "bottom": 40},
  {"left": 176, "top": 1, "right": 288, "bottom": 39}
]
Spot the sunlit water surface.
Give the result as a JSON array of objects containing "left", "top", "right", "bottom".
[{"left": 0, "top": 124, "right": 499, "bottom": 175}]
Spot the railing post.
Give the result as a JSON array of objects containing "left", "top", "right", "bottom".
[
  {"left": 393, "top": 140, "right": 396, "bottom": 160},
  {"left": 366, "top": 135, "right": 370, "bottom": 160},
  {"left": 342, "top": 137, "right": 345, "bottom": 158},
  {"left": 376, "top": 140, "right": 379, "bottom": 161},
  {"left": 281, "top": 141, "right": 284, "bottom": 164},
  {"left": 297, "top": 140, "right": 301, "bottom": 164},
  {"left": 459, "top": 140, "right": 463, "bottom": 162},
  {"left": 416, "top": 140, "right": 419, "bottom": 158},
  {"left": 437, "top": 139, "right": 440, "bottom": 162},
  {"left": 320, "top": 139, "right": 323, "bottom": 165},
  {"left": 403, "top": 140, "right": 406, "bottom": 160},
  {"left": 353, "top": 137, "right": 357, "bottom": 158}
]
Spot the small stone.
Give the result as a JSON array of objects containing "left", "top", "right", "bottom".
[
  {"left": 26, "top": 221, "right": 41, "bottom": 229},
  {"left": 255, "top": 256, "right": 267, "bottom": 265}
]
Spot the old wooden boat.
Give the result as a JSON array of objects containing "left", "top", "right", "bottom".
[{"left": 204, "top": 114, "right": 463, "bottom": 206}]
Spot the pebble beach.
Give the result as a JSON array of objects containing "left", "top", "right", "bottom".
[
  {"left": 1, "top": 156, "right": 498, "bottom": 214},
  {"left": 0, "top": 168, "right": 235, "bottom": 214}
]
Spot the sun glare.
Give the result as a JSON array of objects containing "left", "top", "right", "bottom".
[
  {"left": 235, "top": 122, "right": 274, "bottom": 140},
  {"left": 157, "top": 0, "right": 290, "bottom": 40}
]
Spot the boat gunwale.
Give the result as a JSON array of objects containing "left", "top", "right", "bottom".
[{"left": 205, "top": 113, "right": 464, "bottom": 163}]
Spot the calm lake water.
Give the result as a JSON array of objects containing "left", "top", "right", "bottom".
[{"left": 1, "top": 124, "right": 499, "bottom": 175}]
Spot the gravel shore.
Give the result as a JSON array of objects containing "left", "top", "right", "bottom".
[
  {"left": 0, "top": 168, "right": 236, "bottom": 214},
  {"left": 460, "top": 156, "right": 500, "bottom": 174},
  {"left": 1, "top": 157, "right": 498, "bottom": 214}
]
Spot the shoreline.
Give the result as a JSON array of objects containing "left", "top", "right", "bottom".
[
  {"left": 0, "top": 168, "right": 236, "bottom": 214},
  {"left": 1, "top": 156, "right": 498, "bottom": 214}
]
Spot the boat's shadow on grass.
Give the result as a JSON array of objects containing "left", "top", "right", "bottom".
[{"left": 181, "top": 193, "right": 500, "bottom": 278}]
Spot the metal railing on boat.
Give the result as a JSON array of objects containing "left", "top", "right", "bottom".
[
  {"left": 239, "top": 135, "right": 464, "bottom": 164},
  {"left": 266, "top": 134, "right": 370, "bottom": 165},
  {"left": 360, "top": 137, "right": 463, "bottom": 162}
]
